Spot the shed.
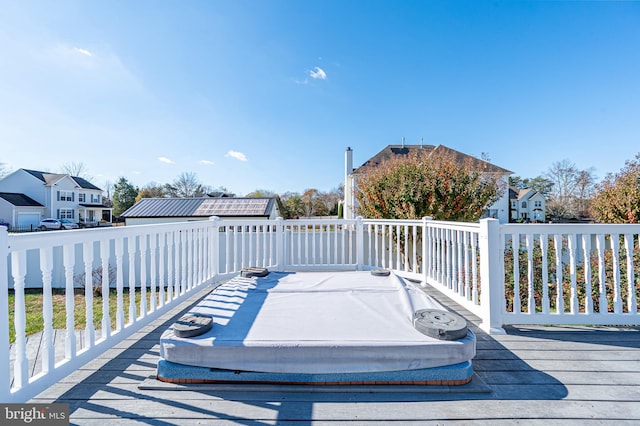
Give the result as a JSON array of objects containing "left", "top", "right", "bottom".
[{"left": 121, "top": 197, "right": 280, "bottom": 226}]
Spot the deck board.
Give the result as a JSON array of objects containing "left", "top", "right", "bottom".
[{"left": 29, "top": 281, "right": 640, "bottom": 424}]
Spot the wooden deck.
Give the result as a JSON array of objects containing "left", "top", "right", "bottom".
[{"left": 30, "top": 282, "right": 640, "bottom": 424}]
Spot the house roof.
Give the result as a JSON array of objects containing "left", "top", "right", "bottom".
[
  {"left": 509, "top": 186, "right": 541, "bottom": 201},
  {"left": 355, "top": 144, "right": 512, "bottom": 174},
  {"left": 121, "top": 197, "right": 276, "bottom": 218},
  {"left": 0, "top": 192, "right": 44, "bottom": 207},
  {"left": 22, "top": 169, "right": 102, "bottom": 190}
]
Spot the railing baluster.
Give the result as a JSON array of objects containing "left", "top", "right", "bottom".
[
  {"left": 463, "top": 232, "right": 470, "bottom": 300},
  {"left": 582, "top": 234, "right": 593, "bottom": 314},
  {"left": 611, "top": 234, "right": 622, "bottom": 313},
  {"left": 173, "top": 231, "right": 180, "bottom": 297},
  {"left": 625, "top": 234, "right": 637, "bottom": 313},
  {"left": 140, "top": 235, "right": 148, "bottom": 317},
  {"left": 99, "top": 239, "right": 111, "bottom": 339},
  {"left": 10, "top": 251, "right": 28, "bottom": 389},
  {"left": 568, "top": 234, "right": 578, "bottom": 313},
  {"left": 512, "top": 234, "right": 520, "bottom": 314},
  {"left": 40, "top": 247, "right": 55, "bottom": 372},
  {"left": 115, "top": 238, "right": 125, "bottom": 330},
  {"left": 554, "top": 234, "right": 564, "bottom": 314},
  {"left": 158, "top": 232, "right": 166, "bottom": 308},
  {"left": 62, "top": 244, "right": 76, "bottom": 359},
  {"left": 596, "top": 234, "right": 607, "bottom": 313},
  {"left": 540, "top": 234, "right": 550, "bottom": 314},
  {"left": 81, "top": 243, "right": 95, "bottom": 350},
  {"left": 127, "top": 236, "right": 137, "bottom": 324},
  {"left": 150, "top": 233, "right": 157, "bottom": 312},
  {"left": 526, "top": 234, "right": 535, "bottom": 314},
  {"left": 471, "top": 232, "right": 478, "bottom": 304}
]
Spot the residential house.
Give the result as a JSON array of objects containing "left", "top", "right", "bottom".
[
  {"left": 121, "top": 197, "right": 280, "bottom": 226},
  {"left": 343, "top": 144, "right": 513, "bottom": 223},
  {"left": 509, "top": 187, "right": 546, "bottom": 222},
  {"left": 0, "top": 168, "right": 112, "bottom": 229}
]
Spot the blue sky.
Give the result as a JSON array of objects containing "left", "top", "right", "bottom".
[{"left": 1, "top": 1, "right": 639, "bottom": 195}]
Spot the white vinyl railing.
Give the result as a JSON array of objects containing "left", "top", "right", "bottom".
[
  {"left": 2, "top": 217, "right": 640, "bottom": 402},
  {"left": 500, "top": 223, "right": 640, "bottom": 326}
]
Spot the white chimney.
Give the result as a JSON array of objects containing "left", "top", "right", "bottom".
[{"left": 344, "top": 147, "right": 354, "bottom": 219}]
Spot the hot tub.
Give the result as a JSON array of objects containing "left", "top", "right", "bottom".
[{"left": 157, "top": 271, "right": 475, "bottom": 385}]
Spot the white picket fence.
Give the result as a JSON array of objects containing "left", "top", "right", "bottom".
[{"left": 2, "top": 217, "right": 640, "bottom": 402}]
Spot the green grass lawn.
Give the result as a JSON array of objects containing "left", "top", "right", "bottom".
[{"left": 7, "top": 288, "right": 159, "bottom": 344}]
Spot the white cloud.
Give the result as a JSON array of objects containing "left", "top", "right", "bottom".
[
  {"left": 309, "top": 66, "right": 327, "bottom": 80},
  {"left": 225, "top": 150, "right": 248, "bottom": 162},
  {"left": 199, "top": 160, "right": 215, "bottom": 165},
  {"left": 73, "top": 47, "right": 93, "bottom": 57},
  {"left": 157, "top": 157, "right": 175, "bottom": 164}
]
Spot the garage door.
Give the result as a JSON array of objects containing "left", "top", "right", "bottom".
[{"left": 18, "top": 212, "right": 41, "bottom": 228}]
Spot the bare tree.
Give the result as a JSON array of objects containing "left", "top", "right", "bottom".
[
  {"left": 165, "top": 172, "right": 205, "bottom": 198},
  {"left": 102, "top": 180, "right": 113, "bottom": 207},
  {"left": 61, "top": 162, "right": 92, "bottom": 180},
  {"left": 0, "top": 162, "right": 10, "bottom": 179},
  {"left": 545, "top": 160, "right": 597, "bottom": 220}
]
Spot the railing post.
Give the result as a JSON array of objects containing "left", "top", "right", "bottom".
[
  {"left": 209, "top": 216, "right": 221, "bottom": 280},
  {"left": 0, "top": 226, "right": 10, "bottom": 400},
  {"left": 479, "top": 218, "right": 506, "bottom": 334},
  {"left": 355, "top": 216, "right": 364, "bottom": 270},
  {"left": 275, "top": 217, "right": 284, "bottom": 271},
  {"left": 422, "top": 217, "right": 432, "bottom": 285}
]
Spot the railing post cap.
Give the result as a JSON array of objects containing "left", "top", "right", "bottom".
[
  {"left": 422, "top": 216, "right": 433, "bottom": 221},
  {"left": 208, "top": 216, "right": 221, "bottom": 221}
]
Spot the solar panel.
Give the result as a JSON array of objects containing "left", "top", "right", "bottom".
[{"left": 194, "top": 198, "right": 269, "bottom": 216}]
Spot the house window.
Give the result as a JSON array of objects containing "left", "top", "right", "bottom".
[
  {"left": 79, "top": 193, "right": 85, "bottom": 202},
  {"left": 521, "top": 201, "right": 527, "bottom": 208},
  {"left": 90, "top": 194, "right": 101, "bottom": 204},
  {"left": 59, "top": 209, "right": 74, "bottom": 219},
  {"left": 534, "top": 201, "right": 542, "bottom": 208},
  {"left": 58, "top": 190, "right": 74, "bottom": 201},
  {"left": 511, "top": 202, "right": 516, "bottom": 208}
]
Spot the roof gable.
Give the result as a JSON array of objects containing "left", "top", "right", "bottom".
[
  {"left": 21, "top": 168, "right": 102, "bottom": 190},
  {"left": 354, "top": 144, "right": 512, "bottom": 174}
]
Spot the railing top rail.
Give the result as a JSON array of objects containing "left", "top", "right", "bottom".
[
  {"left": 501, "top": 222, "right": 640, "bottom": 235},
  {"left": 7, "top": 219, "right": 214, "bottom": 252},
  {"left": 425, "top": 220, "right": 481, "bottom": 231},
  {"left": 362, "top": 219, "right": 424, "bottom": 226}
]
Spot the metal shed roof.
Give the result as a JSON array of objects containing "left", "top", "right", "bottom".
[{"left": 121, "top": 197, "right": 275, "bottom": 218}]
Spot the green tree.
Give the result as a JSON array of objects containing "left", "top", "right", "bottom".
[
  {"left": 356, "top": 150, "right": 503, "bottom": 221},
  {"left": 509, "top": 175, "right": 554, "bottom": 197},
  {"left": 591, "top": 154, "right": 640, "bottom": 223},
  {"left": 112, "top": 177, "right": 138, "bottom": 217}
]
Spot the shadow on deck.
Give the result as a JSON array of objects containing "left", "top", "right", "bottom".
[{"left": 30, "top": 282, "right": 640, "bottom": 424}]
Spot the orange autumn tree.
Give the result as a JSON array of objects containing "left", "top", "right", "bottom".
[
  {"left": 355, "top": 150, "right": 503, "bottom": 221},
  {"left": 591, "top": 154, "right": 640, "bottom": 224}
]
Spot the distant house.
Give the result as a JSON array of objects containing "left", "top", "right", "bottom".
[
  {"left": 0, "top": 168, "right": 112, "bottom": 229},
  {"left": 344, "top": 144, "right": 512, "bottom": 223},
  {"left": 121, "top": 197, "right": 280, "bottom": 226},
  {"left": 509, "top": 187, "right": 546, "bottom": 222}
]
